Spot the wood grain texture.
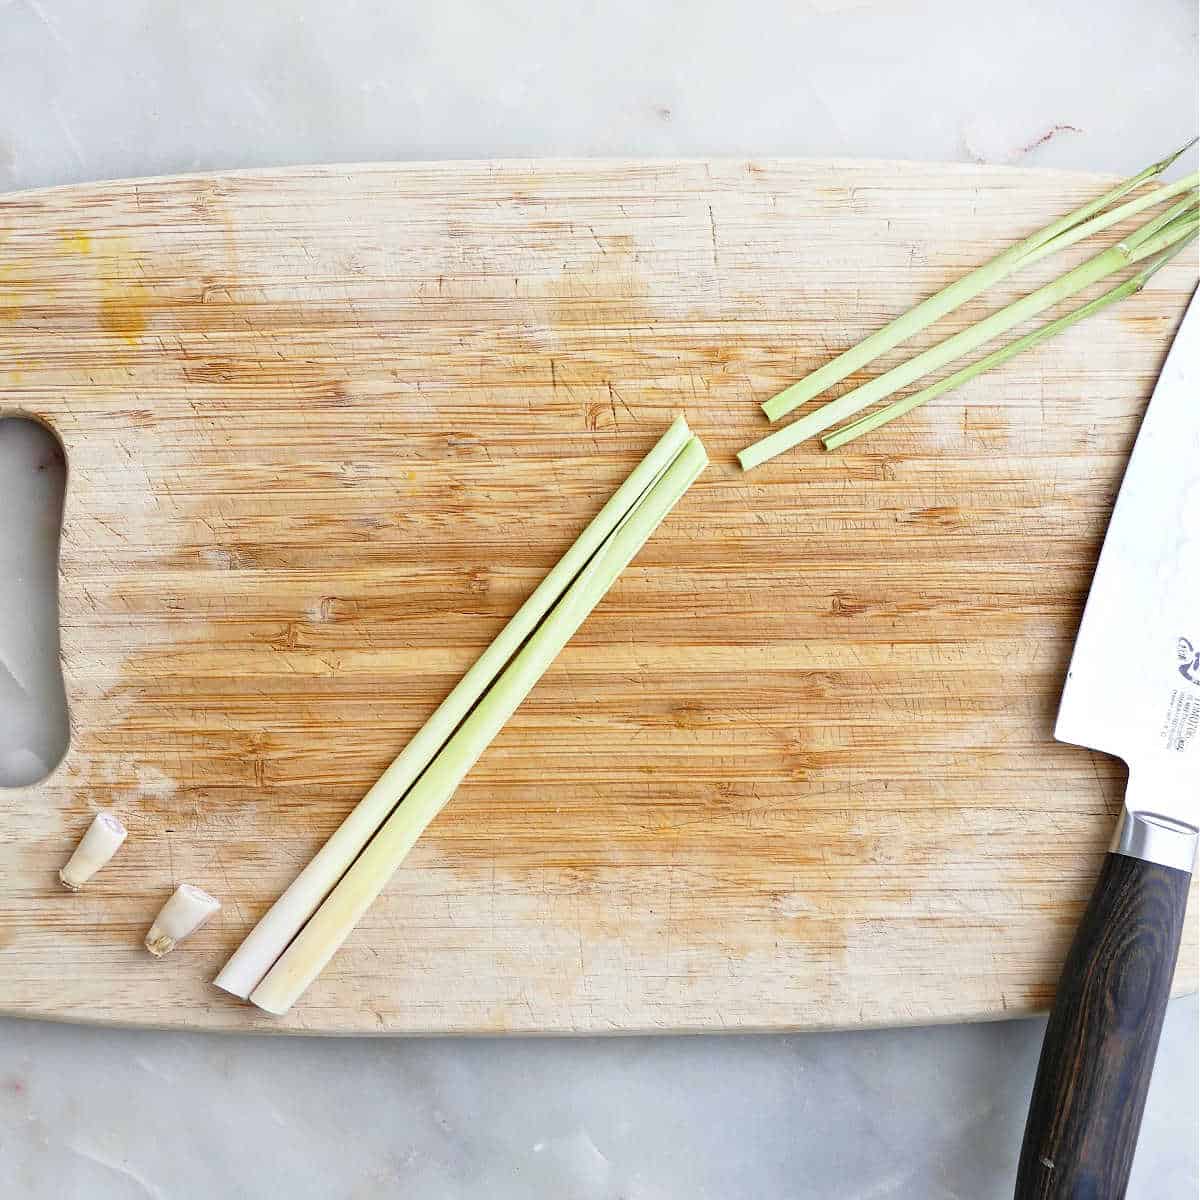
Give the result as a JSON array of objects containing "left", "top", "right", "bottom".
[
  {"left": 0, "top": 158, "right": 1195, "bottom": 1034},
  {"left": 1015, "top": 853, "right": 1191, "bottom": 1199}
]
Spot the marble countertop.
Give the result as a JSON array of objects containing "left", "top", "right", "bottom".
[{"left": 1, "top": 1, "right": 1196, "bottom": 1196}]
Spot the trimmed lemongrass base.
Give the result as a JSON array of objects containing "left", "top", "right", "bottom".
[
  {"left": 822, "top": 234, "right": 1198, "bottom": 450},
  {"left": 249, "top": 434, "right": 708, "bottom": 1015},
  {"left": 215, "top": 417, "right": 696, "bottom": 1000},
  {"left": 59, "top": 812, "right": 127, "bottom": 890},
  {"left": 145, "top": 885, "right": 220, "bottom": 957},
  {"left": 739, "top": 198, "right": 1199, "bottom": 470},
  {"left": 759, "top": 140, "right": 1198, "bottom": 423}
]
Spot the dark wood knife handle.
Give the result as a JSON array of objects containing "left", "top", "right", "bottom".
[{"left": 1015, "top": 852, "right": 1191, "bottom": 1199}]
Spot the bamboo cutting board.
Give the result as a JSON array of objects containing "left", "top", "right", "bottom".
[{"left": 0, "top": 159, "right": 1195, "bottom": 1034}]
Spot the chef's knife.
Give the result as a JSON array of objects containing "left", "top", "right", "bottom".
[{"left": 1015, "top": 284, "right": 1200, "bottom": 1199}]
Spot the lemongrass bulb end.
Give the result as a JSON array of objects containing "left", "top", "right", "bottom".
[
  {"left": 212, "top": 960, "right": 257, "bottom": 1000},
  {"left": 145, "top": 884, "right": 220, "bottom": 957},
  {"left": 59, "top": 812, "right": 128, "bottom": 890},
  {"left": 247, "top": 985, "right": 292, "bottom": 1017}
]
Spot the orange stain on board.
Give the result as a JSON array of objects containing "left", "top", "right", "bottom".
[
  {"left": 96, "top": 236, "right": 150, "bottom": 344},
  {"left": 22, "top": 229, "right": 152, "bottom": 343},
  {"left": 59, "top": 229, "right": 93, "bottom": 256},
  {"left": 99, "top": 284, "right": 150, "bottom": 342},
  {"left": 0, "top": 263, "right": 22, "bottom": 321}
]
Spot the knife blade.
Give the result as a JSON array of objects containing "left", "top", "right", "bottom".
[
  {"left": 1056, "top": 283, "right": 1200, "bottom": 869},
  {"left": 1015, "top": 284, "right": 1199, "bottom": 1200}
]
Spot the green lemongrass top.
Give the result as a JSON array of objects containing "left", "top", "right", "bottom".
[
  {"left": 1019, "top": 174, "right": 1198, "bottom": 268},
  {"left": 760, "top": 139, "right": 1198, "bottom": 423},
  {"left": 822, "top": 233, "right": 1198, "bottom": 450},
  {"left": 739, "top": 198, "right": 1199, "bottom": 470}
]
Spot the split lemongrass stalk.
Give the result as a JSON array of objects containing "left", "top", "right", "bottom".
[
  {"left": 145, "top": 885, "right": 221, "bottom": 957},
  {"left": 249, "top": 434, "right": 708, "bottom": 1015},
  {"left": 59, "top": 812, "right": 127, "bottom": 890},
  {"left": 738, "top": 198, "right": 1199, "bottom": 470},
  {"left": 822, "top": 234, "right": 1199, "bottom": 450},
  {"left": 215, "top": 416, "right": 695, "bottom": 999},
  {"left": 760, "top": 139, "right": 1198, "bottom": 423}
]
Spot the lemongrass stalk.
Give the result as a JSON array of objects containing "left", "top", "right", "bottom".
[
  {"left": 59, "top": 812, "right": 127, "bottom": 890},
  {"left": 215, "top": 417, "right": 693, "bottom": 999},
  {"left": 760, "top": 139, "right": 1198, "bottom": 423},
  {"left": 1106, "top": 191, "right": 1200, "bottom": 247},
  {"left": 739, "top": 202, "right": 1199, "bottom": 470},
  {"left": 1020, "top": 175, "right": 1197, "bottom": 268},
  {"left": 822, "top": 234, "right": 1198, "bottom": 450},
  {"left": 145, "top": 885, "right": 220, "bottom": 957},
  {"left": 249, "top": 436, "right": 709, "bottom": 1015}
]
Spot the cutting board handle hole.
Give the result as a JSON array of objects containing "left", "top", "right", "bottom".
[{"left": 0, "top": 418, "right": 69, "bottom": 788}]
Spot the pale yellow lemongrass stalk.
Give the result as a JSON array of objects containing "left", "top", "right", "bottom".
[
  {"left": 215, "top": 417, "right": 694, "bottom": 999},
  {"left": 249, "top": 434, "right": 708, "bottom": 1015}
]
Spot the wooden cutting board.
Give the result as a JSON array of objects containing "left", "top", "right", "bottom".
[{"left": 0, "top": 159, "right": 1195, "bottom": 1034}]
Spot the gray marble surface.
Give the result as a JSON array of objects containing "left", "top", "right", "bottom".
[{"left": 1, "top": 1, "right": 1197, "bottom": 1196}]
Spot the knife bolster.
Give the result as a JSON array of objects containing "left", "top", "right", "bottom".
[{"left": 1111, "top": 807, "right": 1198, "bottom": 873}]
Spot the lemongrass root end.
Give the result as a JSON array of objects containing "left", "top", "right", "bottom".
[
  {"left": 145, "top": 884, "right": 220, "bottom": 957},
  {"left": 59, "top": 812, "right": 127, "bottom": 890}
]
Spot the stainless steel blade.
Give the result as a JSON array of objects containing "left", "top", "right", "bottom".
[{"left": 1056, "top": 284, "right": 1200, "bottom": 869}]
